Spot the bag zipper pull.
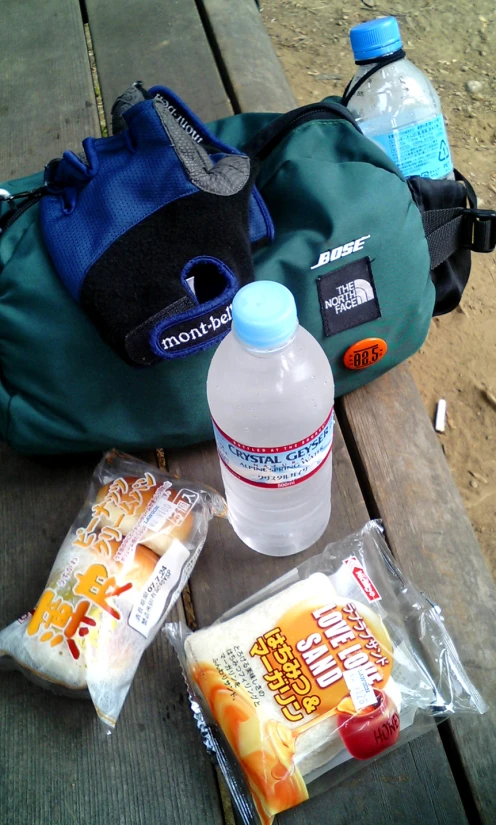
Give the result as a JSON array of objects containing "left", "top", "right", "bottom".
[
  {"left": 0, "top": 185, "right": 47, "bottom": 235},
  {"left": 0, "top": 186, "right": 47, "bottom": 203}
]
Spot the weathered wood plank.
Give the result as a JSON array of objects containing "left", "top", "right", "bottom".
[
  {"left": 198, "top": 0, "right": 294, "bottom": 112},
  {"left": 167, "top": 430, "right": 467, "bottom": 825},
  {"left": 0, "top": 0, "right": 100, "bottom": 180},
  {"left": 338, "top": 363, "right": 496, "bottom": 823},
  {"left": 0, "top": 0, "right": 225, "bottom": 819},
  {"left": 85, "top": 0, "right": 232, "bottom": 127},
  {"left": 282, "top": 730, "right": 467, "bottom": 825}
]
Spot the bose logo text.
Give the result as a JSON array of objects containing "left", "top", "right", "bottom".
[{"left": 311, "top": 235, "right": 371, "bottom": 270}]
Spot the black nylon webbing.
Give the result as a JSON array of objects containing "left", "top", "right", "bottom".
[
  {"left": 422, "top": 199, "right": 496, "bottom": 266},
  {"left": 423, "top": 212, "right": 465, "bottom": 269}
]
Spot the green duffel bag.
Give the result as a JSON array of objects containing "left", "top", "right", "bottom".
[{"left": 1, "top": 89, "right": 494, "bottom": 455}]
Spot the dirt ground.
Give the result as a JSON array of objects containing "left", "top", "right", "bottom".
[{"left": 260, "top": 0, "right": 496, "bottom": 574}]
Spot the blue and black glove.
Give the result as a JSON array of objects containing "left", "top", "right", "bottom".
[{"left": 40, "top": 84, "right": 273, "bottom": 365}]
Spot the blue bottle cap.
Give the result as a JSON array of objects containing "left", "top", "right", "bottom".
[
  {"left": 232, "top": 281, "right": 298, "bottom": 350},
  {"left": 350, "top": 16, "right": 402, "bottom": 62}
]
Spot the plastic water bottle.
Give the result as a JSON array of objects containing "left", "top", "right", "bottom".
[
  {"left": 206, "top": 281, "right": 334, "bottom": 557},
  {"left": 344, "top": 16, "right": 454, "bottom": 180}
]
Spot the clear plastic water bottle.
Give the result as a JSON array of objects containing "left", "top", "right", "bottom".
[
  {"left": 206, "top": 281, "right": 334, "bottom": 557},
  {"left": 344, "top": 16, "right": 454, "bottom": 180}
]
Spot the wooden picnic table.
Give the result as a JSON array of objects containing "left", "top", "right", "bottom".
[{"left": 1, "top": 1, "right": 495, "bottom": 824}]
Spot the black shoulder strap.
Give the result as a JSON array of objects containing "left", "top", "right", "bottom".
[
  {"left": 409, "top": 171, "right": 496, "bottom": 315},
  {"left": 409, "top": 171, "right": 496, "bottom": 267}
]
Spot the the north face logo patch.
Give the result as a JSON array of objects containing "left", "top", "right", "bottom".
[
  {"left": 329, "top": 278, "right": 375, "bottom": 308},
  {"left": 316, "top": 257, "right": 381, "bottom": 336}
]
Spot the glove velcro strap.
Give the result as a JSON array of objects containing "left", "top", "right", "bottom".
[{"left": 125, "top": 257, "right": 237, "bottom": 364}]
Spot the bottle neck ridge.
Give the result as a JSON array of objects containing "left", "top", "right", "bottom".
[{"left": 233, "top": 324, "right": 299, "bottom": 356}]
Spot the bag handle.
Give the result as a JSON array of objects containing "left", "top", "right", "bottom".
[{"left": 242, "top": 101, "right": 362, "bottom": 161}]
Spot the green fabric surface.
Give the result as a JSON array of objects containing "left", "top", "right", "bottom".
[{"left": 0, "top": 104, "right": 433, "bottom": 454}]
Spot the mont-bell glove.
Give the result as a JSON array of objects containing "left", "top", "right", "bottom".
[{"left": 39, "top": 85, "right": 273, "bottom": 365}]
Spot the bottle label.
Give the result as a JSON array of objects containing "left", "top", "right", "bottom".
[
  {"left": 369, "top": 114, "right": 452, "bottom": 179},
  {"left": 212, "top": 409, "right": 334, "bottom": 488}
]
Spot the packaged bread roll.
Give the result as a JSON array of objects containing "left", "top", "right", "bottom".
[
  {"left": 168, "top": 522, "right": 486, "bottom": 825},
  {"left": 95, "top": 476, "right": 196, "bottom": 556},
  {"left": 183, "top": 573, "right": 399, "bottom": 824},
  {"left": 0, "top": 450, "right": 225, "bottom": 727}
]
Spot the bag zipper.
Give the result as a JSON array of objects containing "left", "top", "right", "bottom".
[
  {"left": 0, "top": 160, "right": 62, "bottom": 236},
  {"left": 0, "top": 187, "right": 46, "bottom": 235},
  {"left": 242, "top": 101, "right": 362, "bottom": 162}
]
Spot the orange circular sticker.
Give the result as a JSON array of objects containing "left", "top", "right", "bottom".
[{"left": 343, "top": 338, "right": 387, "bottom": 371}]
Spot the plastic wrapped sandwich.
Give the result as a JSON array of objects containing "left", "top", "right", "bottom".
[
  {"left": 0, "top": 450, "right": 225, "bottom": 728},
  {"left": 167, "top": 521, "right": 487, "bottom": 825}
]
